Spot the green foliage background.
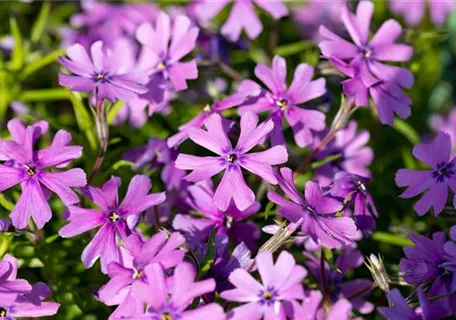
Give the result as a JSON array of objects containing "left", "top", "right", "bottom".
[{"left": 0, "top": 1, "right": 455, "bottom": 319}]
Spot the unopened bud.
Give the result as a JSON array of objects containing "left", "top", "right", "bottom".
[
  {"left": 259, "top": 218, "right": 304, "bottom": 254},
  {"left": 365, "top": 254, "right": 390, "bottom": 293},
  {"left": 0, "top": 218, "right": 11, "bottom": 232}
]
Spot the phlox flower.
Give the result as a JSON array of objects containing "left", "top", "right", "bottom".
[
  {"left": 194, "top": 0, "right": 288, "bottom": 42},
  {"left": 136, "top": 12, "right": 199, "bottom": 92},
  {"left": 237, "top": 55, "right": 326, "bottom": 148},
  {"left": 0, "top": 254, "right": 32, "bottom": 304},
  {"left": 220, "top": 251, "right": 306, "bottom": 320},
  {"left": 319, "top": 1, "right": 414, "bottom": 125},
  {"left": 59, "top": 41, "right": 149, "bottom": 105},
  {"left": 430, "top": 108, "right": 456, "bottom": 152},
  {"left": 395, "top": 132, "right": 456, "bottom": 216},
  {"left": 291, "top": 290, "right": 353, "bottom": 320},
  {"left": 176, "top": 112, "right": 288, "bottom": 211},
  {"left": 390, "top": 0, "right": 455, "bottom": 26},
  {"left": 0, "top": 120, "right": 86, "bottom": 229},
  {"left": 59, "top": 175, "right": 166, "bottom": 273}
]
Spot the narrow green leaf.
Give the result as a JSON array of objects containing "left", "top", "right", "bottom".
[
  {"left": 197, "top": 228, "right": 217, "bottom": 280},
  {"left": 111, "top": 160, "right": 135, "bottom": 171},
  {"left": 372, "top": 232, "right": 414, "bottom": 247},
  {"left": 0, "top": 71, "right": 10, "bottom": 121},
  {"left": 21, "top": 48, "right": 65, "bottom": 79},
  {"left": 311, "top": 154, "right": 342, "bottom": 170},
  {"left": 274, "top": 41, "right": 315, "bottom": 57},
  {"left": 107, "top": 100, "right": 125, "bottom": 124},
  {"left": 393, "top": 119, "right": 420, "bottom": 145},
  {"left": 10, "top": 18, "right": 24, "bottom": 70},
  {"left": 31, "top": 1, "right": 51, "bottom": 43},
  {"left": 17, "top": 88, "right": 72, "bottom": 101},
  {"left": 0, "top": 194, "right": 14, "bottom": 211},
  {"left": 68, "top": 92, "right": 97, "bottom": 150}
]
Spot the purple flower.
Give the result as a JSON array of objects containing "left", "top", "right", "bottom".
[
  {"left": 319, "top": 1, "right": 414, "bottom": 125},
  {"left": 220, "top": 251, "right": 306, "bottom": 319},
  {"left": 399, "top": 232, "right": 456, "bottom": 316},
  {"left": 304, "top": 247, "right": 374, "bottom": 314},
  {"left": 268, "top": 167, "right": 357, "bottom": 249},
  {"left": 390, "top": 0, "right": 455, "bottom": 26},
  {"left": 136, "top": 12, "right": 199, "bottom": 92},
  {"left": 379, "top": 288, "right": 448, "bottom": 320},
  {"left": 0, "top": 218, "right": 10, "bottom": 232},
  {"left": 0, "top": 121, "right": 86, "bottom": 229},
  {"left": 167, "top": 92, "right": 244, "bottom": 148},
  {"left": 1, "top": 283, "right": 60, "bottom": 319},
  {"left": 194, "top": 0, "right": 288, "bottom": 42},
  {"left": 328, "top": 171, "right": 378, "bottom": 234},
  {"left": 114, "top": 262, "right": 225, "bottom": 320},
  {"left": 0, "top": 254, "right": 32, "bottom": 304},
  {"left": 59, "top": 175, "right": 166, "bottom": 273},
  {"left": 237, "top": 56, "right": 326, "bottom": 148},
  {"left": 314, "top": 121, "right": 373, "bottom": 187},
  {"left": 59, "top": 41, "right": 149, "bottom": 105},
  {"left": 291, "top": 291, "right": 353, "bottom": 320},
  {"left": 292, "top": 0, "right": 346, "bottom": 42},
  {"left": 430, "top": 108, "right": 456, "bottom": 152},
  {"left": 173, "top": 180, "right": 260, "bottom": 249},
  {"left": 176, "top": 112, "right": 288, "bottom": 211},
  {"left": 395, "top": 132, "right": 456, "bottom": 216},
  {"left": 97, "top": 232, "right": 186, "bottom": 308}
]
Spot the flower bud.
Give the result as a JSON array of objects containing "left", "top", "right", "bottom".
[{"left": 365, "top": 254, "right": 390, "bottom": 293}]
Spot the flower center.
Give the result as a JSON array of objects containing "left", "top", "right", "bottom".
[
  {"left": 0, "top": 308, "right": 6, "bottom": 318},
  {"left": 227, "top": 154, "right": 237, "bottom": 163},
  {"left": 259, "top": 287, "right": 277, "bottom": 305},
  {"left": 157, "top": 62, "right": 166, "bottom": 70},
  {"left": 203, "top": 104, "right": 212, "bottom": 112},
  {"left": 108, "top": 212, "right": 120, "bottom": 222},
  {"left": 263, "top": 291, "right": 273, "bottom": 300},
  {"left": 96, "top": 73, "right": 106, "bottom": 81},
  {"left": 26, "top": 166, "right": 36, "bottom": 176},
  {"left": 133, "top": 269, "right": 143, "bottom": 279},
  {"left": 223, "top": 215, "right": 233, "bottom": 229},
  {"left": 355, "top": 180, "right": 367, "bottom": 193},
  {"left": 433, "top": 162, "right": 454, "bottom": 182},
  {"left": 363, "top": 48, "right": 373, "bottom": 59},
  {"left": 161, "top": 313, "right": 173, "bottom": 320},
  {"left": 276, "top": 98, "right": 288, "bottom": 111}
]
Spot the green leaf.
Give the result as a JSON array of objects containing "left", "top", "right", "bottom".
[
  {"left": 0, "top": 71, "right": 10, "bottom": 121},
  {"left": 372, "top": 232, "right": 414, "bottom": 247},
  {"left": 393, "top": 119, "right": 420, "bottom": 145},
  {"left": 17, "top": 88, "right": 72, "bottom": 101},
  {"left": 21, "top": 48, "right": 65, "bottom": 79},
  {"left": 9, "top": 18, "right": 24, "bottom": 71},
  {"left": 31, "top": 1, "right": 51, "bottom": 43},
  {"left": 311, "top": 154, "right": 342, "bottom": 170},
  {"left": 274, "top": 41, "right": 315, "bottom": 57},
  {"left": 68, "top": 92, "right": 97, "bottom": 151},
  {"left": 0, "top": 194, "right": 14, "bottom": 211},
  {"left": 107, "top": 100, "right": 124, "bottom": 125},
  {"left": 262, "top": 202, "right": 275, "bottom": 220},
  {"left": 111, "top": 160, "right": 135, "bottom": 171},
  {"left": 197, "top": 228, "right": 217, "bottom": 280}
]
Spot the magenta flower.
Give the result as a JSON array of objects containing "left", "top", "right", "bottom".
[
  {"left": 176, "top": 112, "right": 288, "bottom": 211},
  {"left": 237, "top": 56, "right": 327, "bottom": 148},
  {"left": 268, "top": 167, "right": 357, "bottom": 249},
  {"left": 59, "top": 41, "right": 149, "bottom": 105},
  {"left": 304, "top": 247, "right": 374, "bottom": 314},
  {"left": 194, "top": 0, "right": 288, "bottom": 42},
  {"left": 136, "top": 12, "right": 199, "bottom": 92},
  {"left": 328, "top": 172, "right": 378, "bottom": 235},
  {"left": 313, "top": 121, "right": 373, "bottom": 186},
  {"left": 379, "top": 288, "right": 448, "bottom": 320},
  {"left": 390, "top": 0, "right": 455, "bottom": 26},
  {"left": 395, "top": 132, "right": 456, "bottom": 216},
  {"left": 292, "top": 291, "right": 353, "bottom": 320},
  {"left": 220, "top": 251, "right": 306, "bottom": 319},
  {"left": 319, "top": 1, "right": 414, "bottom": 125},
  {"left": 0, "top": 254, "right": 32, "bottom": 304},
  {"left": 115, "top": 262, "right": 225, "bottom": 320},
  {"left": 59, "top": 175, "right": 166, "bottom": 273},
  {"left": 98, "top": 232, "right": 186, "bottom": 308},
  {"left": 0, "top": 121, "right": 86, "bottom": 229},
  {"left": 173, "top": 180, "right": 260, "bottom": 249}
]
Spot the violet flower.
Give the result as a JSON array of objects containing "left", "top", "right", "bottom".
[
  {"left": 390, "top": 0, "right": 455, "bottom": 26},
  {"left": 220, "top": 251, "right": 306, "bottom": 319},
  {"left": 379, "top": 288, "right": 448, "bottom": 320},
  {"left": 430, "top": 108, "right": 456, "bottom": 152},
  {"left": 304, "top": 247, "right": 374, "bottom": 314},
  {"left": 136, "top": 12, "right": 199, "bottom": 92},
  {"left": 291, "top": 291, "right": 353, "bottom": 320},
  {"left": 395, "top": 132, "right": 456, "bottom": 216},
  {"left": 114, "top": 262, "right": 225, "bottom": 320},
  {"left": 59, "top": 175, "right": 166, "bottom": 273},
  {"left": 176, "top": 112, "right": 288, "bottom": 211},
  {"left": 237, "top": 55, "right": 327, "bottom": 148},
  {"left": 268, "top": 167, "right": 357, "bottom": 249},
  {"left": 194, "top": 0, "right": 288, "bottom": 42},
  {"left": 59, "top": 41, "right": 149, "bottom": 105},
  {"left": 399, "top": 232, "right": 456, "bottom": 316},
  {"left": 314, "top": 120, "right": 373, "bottom": 187},
  {"left": 97, "top": 232, "right": 186, "bottom": 308},
  {"left": 319, "top": 1, "right": 414, "bottom": 125},
  {"left": 173, "top": 180, "right": 260, "bottom": 249},
  {"left": 328, "top": 171, "right": 378, "bottom": 234},
  {"left": 0, "top": 121, "right": 86, "bottom": 229},
  {"left": 0, "top": 254, "right": 32, "bottom": 304}
]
